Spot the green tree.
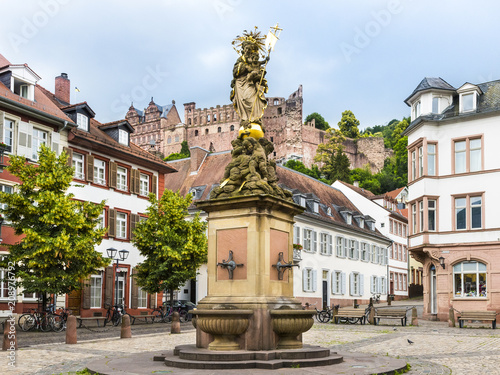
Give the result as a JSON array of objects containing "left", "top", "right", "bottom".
[
  {"left": 283, "top": 159, "right": 321, "bottom": 179},
  {"left": 305, "top": 112, "right": 330, "bottom": 130},
  {"left": 338, "top": 110, "right": 360, "bottom": 139},
  {"left": 132, "top": 190, "right": 207, "bottom": 302},
  {"left": 0, "top": 145, "right": 108, "bottom": 308},
  {"left": 315, "top": 128, "right": 351, "bottom": 184},
  {"left": 164, "top": 141, "right": 191, "bottom": 161}
]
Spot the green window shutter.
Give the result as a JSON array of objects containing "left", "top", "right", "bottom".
[
  {"left": 131, "top": 268, "right": 138, "bottom": 309},
  {"left": 82, "top": 277, "right": 91, "bottom": 309},
  {"left": 130, "top": 213, "right": 139, "bottom": 239}
]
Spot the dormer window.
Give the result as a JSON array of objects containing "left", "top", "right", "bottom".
[
  {"left": 13, "top": 79, "right": 34, "bottom": 100},
  {"left": 77, "top": 113, "right": 88, "bottom": 131},
  {"left": 118, "top": 129, "right": 129, "bottom": 146},
  {"left": 461, "top": 93, "right": 475, "bottom": 112}
]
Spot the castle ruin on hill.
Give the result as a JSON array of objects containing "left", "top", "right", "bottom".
[{"left": 126, "top": 85, "right": 392, "bottom": 172}]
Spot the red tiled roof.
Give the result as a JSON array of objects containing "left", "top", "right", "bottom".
[
  {"left": 0, "top": 54, "right": 11, "bottom": 69},
  {"left": 385, "top": 187, "right": 405, "bottom": 200},
  {"left": 0, "top": 82, "right": 74, "bottom": 124},
  {"left": 164, "top": 152, "right": 390, "bottom": 241}
]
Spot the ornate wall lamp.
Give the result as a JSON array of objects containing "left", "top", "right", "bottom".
[{"left": 438, "top": 256, "right": 445, "bottom": 269}]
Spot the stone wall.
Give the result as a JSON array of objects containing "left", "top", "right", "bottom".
[{"left": 127, "top": 85, "right": 392, "bottom": 172}]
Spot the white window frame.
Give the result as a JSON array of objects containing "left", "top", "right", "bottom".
[
  {"left": 336, "top": 236, "right": 345, "bottom": 258},
  {"left": 454, "top": 140, "right": 466, "bottom": 174},
  {"left": 427, "top": 143, "right": 436, "bottom": 176},
  {"left": 137, "top": 287, "right": 148, "bottom": 308},
  {"left": 117, "top": 166, "right": 128, "bottom": 191},
  {"left": 331, "top": 270, "right": 345, "bottom": 295},
  {"left": 77, "top": 113, "right": 89, "bottom": 131},
  {"left": 139, "top": 173, "right": 150, "bottom": 196},
  {"left": 349, "top": 272, "right": 363, "bottom": 297},
  {"left": 32, "top": 128, "right": 48, "bottom": 161},
  {"left": 428, "top": 199, "right": 436, "bottom": 231},
  {"left": 94, "top": 159, "right": 106, "bottom": 185},
  {"left": 453, "top": 261, "right": 487, "bottom": 298},
  {"left": 90, "top": 274, "right": 102, "bottom": 308},
  {"left": 4, "top": 118, "right": 14, "bottom": 153},
  {"left": 302, "top": 268, "right": 317, "bottom": 292},
  {"left": 72, "top": 152, "right": 85, "bottom": 180},
  {"left": 360, "top": 242, "right": 369, "bottom": 262},
  {"left": 116, "top": 212, "right": 127, "bottom": 239},
  {"left": 118, "top": 129, "right": 128, "bottom": 145}
]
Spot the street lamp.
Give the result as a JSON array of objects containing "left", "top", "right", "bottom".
[
  {"left": 107, "top": 247, "right": 129, "bottom": 306},
  {"left": 438, "top": 256, "right": 445, "bottom": 269}
]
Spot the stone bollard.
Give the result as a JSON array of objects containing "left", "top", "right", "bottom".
[
  {"left": 66, "top": 315, "right": 77, "bottom": 344},
  {"left": 448, "top": 307, "right": 455, "bottom": 327},
  {"left": 3, "top": 318, "right": 17, "bottom": 351},
  {"left": 411, "top": 307, "right": 419, "bottom": 326},
  {"left": 387, "top": 295, "right": 392, "bottom": 306},
  {"left": 171, "top": 311, "right": 181, "bottom": 334},
  {"left": 368, "top": 305, "right": 375, "bottom": 325},
  {"left": 121, "top": 314, "right": 132, "bottom": 339}
]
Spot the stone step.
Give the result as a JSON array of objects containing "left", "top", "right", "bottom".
[{"left": 164, "top": 353, "right": 344, "bottom": 370}]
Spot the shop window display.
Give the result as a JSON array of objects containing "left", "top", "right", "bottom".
[{"left": 453, "top": 261, "right": 487, "bottom": 298}]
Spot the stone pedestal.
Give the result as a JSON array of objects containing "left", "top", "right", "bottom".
[{"left": 195, "top": 195, "right": 307, "bottom": 351}]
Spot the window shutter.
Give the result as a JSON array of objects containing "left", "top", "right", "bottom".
[
  {"left": 51, "top": 131, "right": 60, "bottom": 155},
  {"left": 343, "top": 238, "right": 348, "bottom": 258},
  {"left": 104, "top": 266, "right": 114, "bottom": 306},
  {"left": 152, "top": 175, "right": 157, "bottom": 196},
  {"left": 302, "top": 269, "right": 308, "bottom": 292},
  {"left": 382, "top": 277, "right": 387, "bottom": 294},
  {"left": 18, "top": 121, "right": 32, "bottom": 158},
  {"left": 130, "top": 213, "right": 139, "bottom": 239},
  {"left": 108, "top": 209, "right": 116, "bottom": 237},
  {"left": 0, "top": 112, "right": 4, "bottom": 143},
  {"left": 293, "top": 226, "right": 300, "bottom": 244},
  {"left": 312, "top": 231, "right": 317, "bottom": 252},
  {"left": 82, "top": 277, "right": 91, "bottom": 309},
  {"left": 327, "top": 234, "right": 332, "bottom": 255},
  {"left": 359, "top": 274, "right": 364, "bottom": 297},
  {"left": 63, "top": 147, "right": 73, "bottom": 167},
  {"left": 331, "top": 272, "right": 336, "bottom": 294},
  {"left": 370, "top": 276, "right": 375, "bottom": 294},
  {"left": 341, "top": 273, "right": 346, "bottom": 295},
  {"left": 149, "top": 292, "right": 155, "bottom": 309},
  {"left": 384, "top": 248, "right": 388, "bottom": 265},
  {"left": 354, "top": 241, "right": 359, "bottom": 260},
  {"left": 109, "top": 162, "right": 117, "bottom": 189},
  {"left": 302, "top": 228, "right": 307, "bottom": 249},
  {"left": 134, "top": 169, "right": 140, "bottom": 194},
  {"left": 349, "top": 273, "right": 354, "bottom": 296},
  {"left": 131, "top": 268, "right": 138, "bottom": 309},
  {"left": 312, "top": 270, "right": 317, "bottom": 292},
  {"left": 86, "top": 155, "right": 94, "bottom": 182}
]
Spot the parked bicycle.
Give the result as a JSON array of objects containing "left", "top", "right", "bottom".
[
  {"left": 152, "top": 302, "right": 189, "bottom": 323},
  {"left": 104, "top": 303, "right": 129, "bottom": 326},
  {"left": 18, "top": 308, "right": 51, "bottom": 332},
  {"left": 49, "top": 307, "right": 72, "bottom": 332},
  {"left": 371, "top": 293, "right": 381, "bottom": 304}
]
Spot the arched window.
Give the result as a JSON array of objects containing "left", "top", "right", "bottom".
[
  {"left": 188, "top": 118, "right": 192, "bottom": 125},
  {"left": 207, "top": 115, "right": 210, "bottom": 123},
  {"left": 167, "top": 137, "right": 171, "bottom": 144},
  {"left": 213, "top": 114, "right": 217, "bottom": 121},
  {"left": 195, "top": 130, "right": 199, "bottom": 136},
  {"left": 277, "top": 107, "right": 282, "bottom": 115},
  {"left": 217, "top": 127, "right": 221, "bottom": 133},
  {"left": 274, "top": 99, "right": 279, "bottom": 105},
  {"left": 453, "top": 261, "right": 487, "bottom": 298},
  {"left": 230, "top": 125, "right": 234, "bottom": 131},
  {"left": 194, "top": 117, "right": 197, "bottom": 124},
  {"left": 175, "top": 135, "right": 179, "bottom": 142},
  {"left": 205, "top": 128, "right": 209, "bottom": 135}
]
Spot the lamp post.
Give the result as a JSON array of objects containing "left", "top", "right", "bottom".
[{"left": 107, "top": 247, "right": 129, "bottom": 306}]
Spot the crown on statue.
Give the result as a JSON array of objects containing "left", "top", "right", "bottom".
[{"left": 232, "top": 27, "right": 266, "bottom": 56}]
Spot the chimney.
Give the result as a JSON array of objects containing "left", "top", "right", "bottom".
[
  {"left": 354, "top": 181, "right": 360, "bottom": 187},
  {"left": 190, "top": 146, "right": 210, "bottom": 174},
  {"left": 55, "top": 73, "right": 70, "bottom": 104}
]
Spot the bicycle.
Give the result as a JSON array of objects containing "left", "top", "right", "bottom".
[
  {"left": 18, "top": 308, "right": 51, "bottom": 332},
  {"left": 371, "top": 293, "right": 381, "bottom": 304},
  {"left": 49, "top": 307, "right": 71, "bottom": 332},
  {"left": 104, "top": 303, "right": 129, "bottom": 326},
  {"left": 153, "top": 302, "right": 188, "bottom": 323}
]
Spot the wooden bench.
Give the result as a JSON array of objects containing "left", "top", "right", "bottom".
[
  {"left": 374, "top": 308, "right": 407, "bottom": 326},
  {"left": 77, "top": 317, "right": 108, "bottom": 328},
  {"left": 458, "top": 311, "right": 497, "bottom": 329},
  {"left": 129, "top": 314, "right": 157, "bottom": 324},
  {"left": 334, "top": 307, "right": 366, "bottom": 324}
]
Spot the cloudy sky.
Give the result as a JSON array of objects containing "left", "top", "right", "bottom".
[{"left": 2, "top": 0, "right": 500, "bottom": 129}]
